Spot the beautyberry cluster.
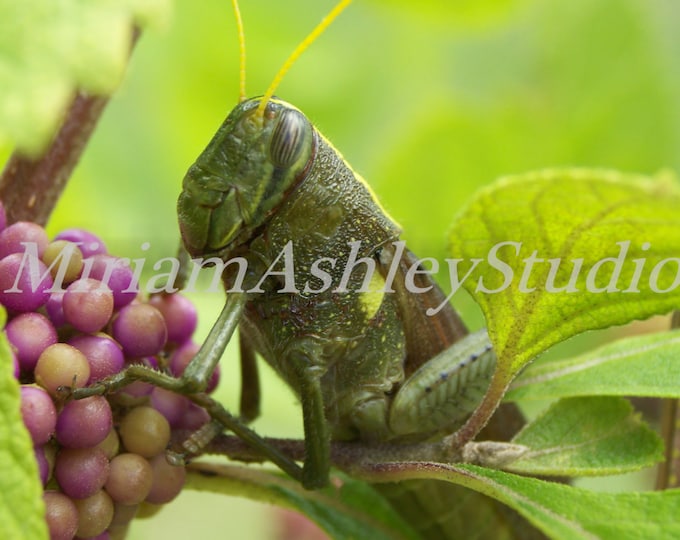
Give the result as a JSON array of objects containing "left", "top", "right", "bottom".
[{"left": 0, "top": 201, "right": 218, "bottom": 539}]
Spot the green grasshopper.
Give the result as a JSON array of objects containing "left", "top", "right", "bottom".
[
  {"left": 76, "top": 1, "right": 542, "bottom": 537},
  {"left": 176, "top": 0, "right": 498, "bottom": 482},
  {"left": 174, "top": 1, "right": 544, "bottom": 537}
]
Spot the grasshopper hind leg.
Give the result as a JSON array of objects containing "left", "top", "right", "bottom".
[{"left": 388, "top": 329, "right": 496, "bottom": 438}]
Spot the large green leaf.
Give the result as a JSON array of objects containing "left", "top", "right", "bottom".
[
  {"left": 455, "top": 465, "right": 680, "bottom": 540},
  {"left": 507, "top": 396, "right": 663, "bottom": 476},
  {"left": 507, "top": 331, "right": 680, "bottom": 401},
  {"left": 0, "top": 307, "right": 47, "bottom": 540},
  {"left": 447, "top": 169, "right": 680, "bottom": 376},
  {"left": 355, "top": 462, "right": 680, "bottom": 540},
  {"left": 0, "top": 0, "right": 171, "bottom": 156},
  {"left": 185, "top": 463, "right": 420, "bottom": 540}
]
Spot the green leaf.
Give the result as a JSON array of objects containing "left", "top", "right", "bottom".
[
  {"left": 185, "top": 463, "right": 421, "bottom": 540},
  {"left": 456, "top": 465, "right": 680, "bottom": 540},
  {"left": 357, "top": 461, "right": 680, "bottom": 540},
  {"left": 0, "top": 306, "right": 47, "bottom": 540},
  {"left": 507, "top": 396, "right": 663, "bottom": 476},
  {"left": 507, "top": 331, "right": 680, "bottom": 401},
  {"left": 0, "top": 0, "right": 171, "bottom": 157},
  {"left": 447, "top": 169, "right": 680, "bottom": 376}
]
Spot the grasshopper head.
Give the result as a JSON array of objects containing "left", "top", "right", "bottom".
[{"left": 177, "top": 97, "right": 315, "bottom": 257}]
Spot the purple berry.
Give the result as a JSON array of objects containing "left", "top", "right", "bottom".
[
  {"left": 94, "top": 428, "right": 120, "bottom": 460},
  {"left": 45, "top": 291, "right": 67, "bottom": 327},
  {"left": 55, "top": 447, "right": 110, "bottom": 499},
  {"left": 84, "top": 254, "right": 137, "bottom": 308},
  {"left": 5, "top": 312, "right": 58, "bottom": 372},
  {"left": 105, "top": 453, "right": 153, "bottom": 505},
  {"left": 115, "top": 379, "right": 154, "bottom": 399},
  {"left": 146, "top": 453, "right": 186, "bottom": 504},
  {"left": 62, "top": 278, "right": 114, "bottom": 333},
  {"left": 148, "top": 293, "right": 198, "bottom": 344},
  {"left": 0, "top": 200, "right": 6, "bottom": 232},
  {"left": 72, "top": 490, "right": 114, "bottom": 537},
  {"left": 0, "top": 252, "right": 53, "bottom": 312},
  {"left": 0, "top": 221, "right": 49, "bottom": 259},
  {"left": 68, "top": 334, "right": 125, "bottom": 383},
  {"left": 111, "top": 303, "right": 167, "bottom": 357},
  {"left": 169, "top": 341, "right": 199, "bottom": 376},
  {"left": 43, "top": 490, "right": 79, "bottom": 540},
  {"left": 139, "top": 355, "right": 159, "bottom": 369},
  {"left": 34, "top": 445, "right": 51, "bottom": 486},
  {"left": 54, "top": 228, "right": 107, "bottom": 258},
  {"left": 35, "top": 343, "right": 90, "bottom": 395},
  {"left": 150, "top": 387, "right": 190, "bottom": 427},
  {"left": 20, "top": 385, "right": 57, "bottom": 445},
  {"left": 205, "top": 364, "right": 221, "bottom": 394},
  {"left": 56, "top": 396, "right": 113, "bottom": 448},
  {"left": 176, "top": 401, "right": 211, "bottom": 431},
  {"left": 170, "top": 341, "right": 219, "bottom": 392},
  {"left": 42, "top": 240, "right": 84, "bottom": 286},
  {"left": 118, "top": 406, "right": 170, "bottom": 458}
]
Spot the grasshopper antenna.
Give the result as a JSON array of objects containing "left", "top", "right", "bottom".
[
  {"left": 231, "top": 0, "right": 247, "bottom": 101},
  {"left": 256, "top": 0, "right": 353, "bottom": 116}
]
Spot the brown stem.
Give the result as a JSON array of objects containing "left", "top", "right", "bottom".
[
  {"left": 0, "top": 28, "right": 140, "bottom": 226},
  {"left": 0, "top": 93, "right": 109, "bottom": 226},
  {"left": 656, "top": 399, "right": 679, "bottom": 490},
  {"left": 193, "top": 432, "right": 457, "bottom": 474},
  {"left": 656, "top": 311, "right": 680, "bottom": 490}
]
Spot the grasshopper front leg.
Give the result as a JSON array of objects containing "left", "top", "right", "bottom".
[
  {"left": 288, "top": 348, "right": 331, "bottom": 489},
  {"left": 70, "top": 292, "right": 310, "bottom": 482},
  {"left": 185, "top": 335, "right": 331, "bottom": 489},
  {"left": 71, "top": 292, "right": 247, "bottom": 398}
]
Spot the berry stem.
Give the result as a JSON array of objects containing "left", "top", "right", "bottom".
[{"left": 0, "top": 28, "right": 140, "bottom": 226}]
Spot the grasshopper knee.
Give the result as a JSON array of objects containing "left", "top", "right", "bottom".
[{"left": 178, "top": 373, "right": 207, "bottom": 394}]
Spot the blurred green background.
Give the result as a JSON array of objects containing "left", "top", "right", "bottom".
[{"left": 4, "top": 0, "right": 680, "bottom": 538}]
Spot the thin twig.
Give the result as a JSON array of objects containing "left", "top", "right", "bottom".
[
  {"left": 191, "top": 432, "right": 459, "bottom": 473},
  {"left": 656, "top": 311, "right": 680, "bottom": 490}
]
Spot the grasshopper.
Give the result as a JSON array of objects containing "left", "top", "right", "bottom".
[
  {"left": 175, "top": 1, "right": 545, "bottom": 537},
  {"left": 76, "top": 1, "right": 542, "bottom": 537},
  {"left": 176, "top": 0, "right": 498, "bottom": 481}
]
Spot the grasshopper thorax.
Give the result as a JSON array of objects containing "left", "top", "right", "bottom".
[{"left": 177, "top": 97, "right": 316, "bottom": 258}]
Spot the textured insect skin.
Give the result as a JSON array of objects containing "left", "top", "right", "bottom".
[{"left": 178, "top": 96, "right": 544, "bottom": 538}]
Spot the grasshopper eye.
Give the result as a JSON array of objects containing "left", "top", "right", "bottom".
[{"left": 269, "top": 109, "right": 308, "bottom": 168}]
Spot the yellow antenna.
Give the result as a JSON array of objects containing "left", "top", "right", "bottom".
[
  {"left": 256, "top": 0, "right": 353, "bottom": 116},
  {"left": 231, "top": 0, "right": 247, "bottom": 101}
]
